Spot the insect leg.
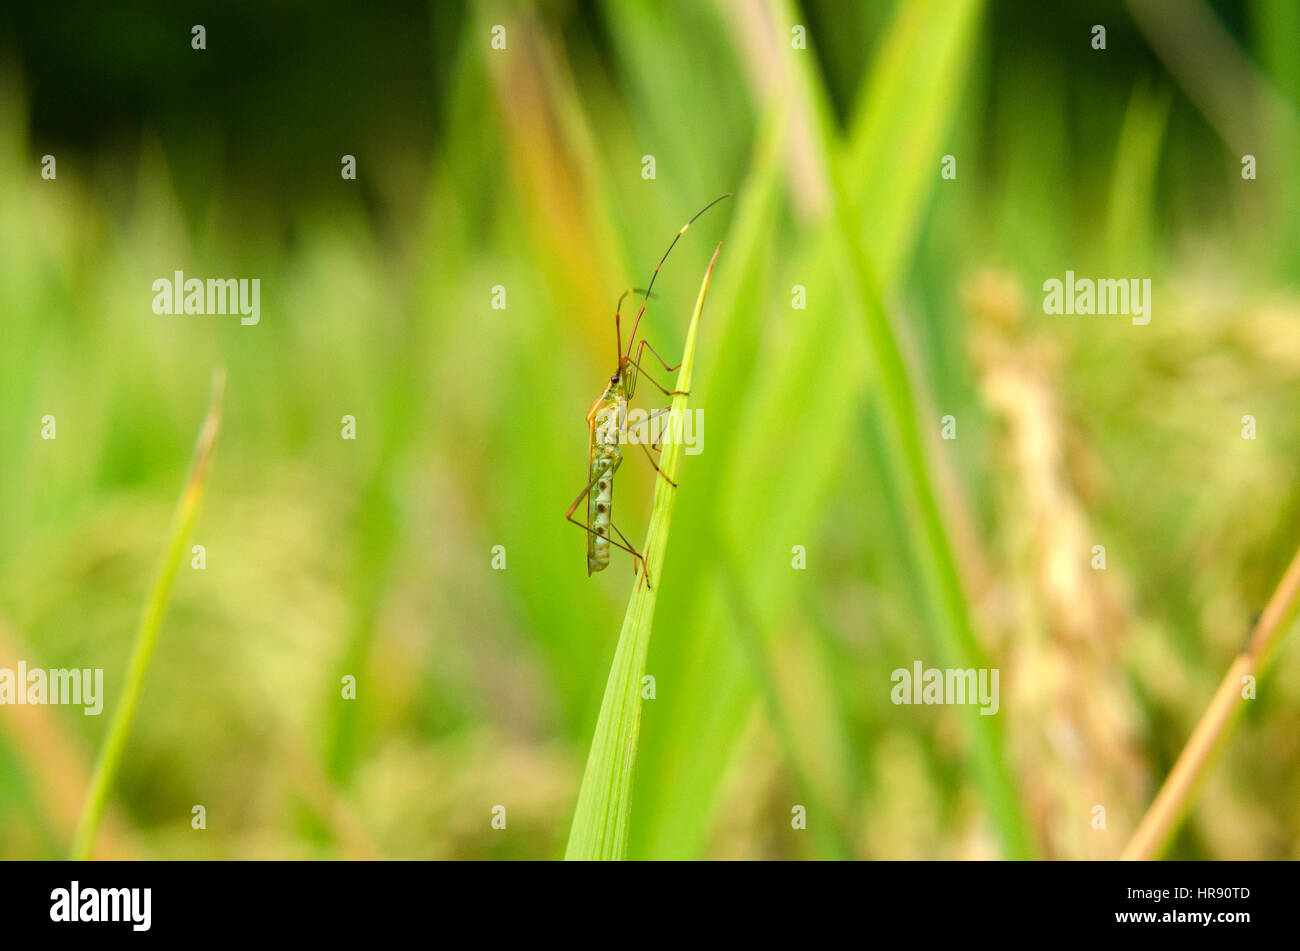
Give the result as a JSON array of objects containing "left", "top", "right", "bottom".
[
  {"left": 614, "top": 288, "right": 654, "bottom": 369},
  {"left": 633, "top": 337, "right": 681, "bottom": 374},
  {"left": 624, "top": 406, "right": 670, "bottom": 446},
  {"left": 637, "top": 441, "right": 678, "bottom": 487},
  {"left": 609, "top": 521, "right": 653, "bottom": 589},
  {"left": 644, "top": 407, "right": 670, "bottom": 451},
  {"left": 565, "top": 465, "right": 652, "bottom": 582},
  {"left": 628, "top": 357, "right": 688, "bottom": 397},
  {"left": 626, "top": 409, "right": 678, "bottom": 487}
]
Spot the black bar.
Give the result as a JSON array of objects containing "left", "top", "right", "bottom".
[{"left": 0, "top": 860, "right": 1281, "bottom": 938}]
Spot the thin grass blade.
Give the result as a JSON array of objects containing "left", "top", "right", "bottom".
[
  {"left": 69, "top": 368, "right": 225, "bottom": 860},
  {"left": 564, "top": 245, "right": 722, "bottom": 861}
]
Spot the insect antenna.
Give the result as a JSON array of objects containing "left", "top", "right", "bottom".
[{"left": 622, "top": 193, "right": 730, "bottom": 363}]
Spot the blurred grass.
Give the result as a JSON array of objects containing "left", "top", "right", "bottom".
[{"left": 1, "top": 0, "right": 1300, "bottom": 860}]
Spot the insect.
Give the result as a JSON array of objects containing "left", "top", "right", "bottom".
[{"left": 565, "top": 194, "right": 730, "bottom": 589}]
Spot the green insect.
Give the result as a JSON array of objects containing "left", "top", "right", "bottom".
[{"left": 565, "top": 195, "right": 729, "bottom": 589}]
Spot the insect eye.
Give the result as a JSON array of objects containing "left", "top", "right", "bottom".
[{"left": 610, "top": 374, "right": 619, "bottom": 384}]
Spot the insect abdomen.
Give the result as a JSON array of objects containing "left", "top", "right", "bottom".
[
  {"left": 588, "top": 458, "right": 615, "bottom": 573},
  {"left": 587, "top": 400, "right": 622, "bottom": 574}
]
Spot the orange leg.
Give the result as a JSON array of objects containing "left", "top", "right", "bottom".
[
  {"left": 634, "top": 337, "right": 681, "bottom": 373},
  {"left": 629, "top": 356, "right": 688, "bottom": 397}
]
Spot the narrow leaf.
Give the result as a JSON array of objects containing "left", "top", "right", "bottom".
[
  {"left": 69, "top": 368, "right": 225, "bottom": 860},
  {"left": 565, "top": 245, "right": 722, "bottom": 861}
]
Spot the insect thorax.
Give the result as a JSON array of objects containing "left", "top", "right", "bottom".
[{"left": 592, "top": 392, "right": 624, "bottom": 456}]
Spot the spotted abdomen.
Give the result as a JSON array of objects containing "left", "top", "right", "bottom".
[{"left": 587, "top": 401, "right": 623, "bottom": 574}]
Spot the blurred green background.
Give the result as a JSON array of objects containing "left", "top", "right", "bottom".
[{"left": 2, "top": 0, "right": 1300, "bottom": 860}]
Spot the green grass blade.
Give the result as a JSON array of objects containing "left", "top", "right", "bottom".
[
  {"left": 1105, "top": 81, "right": 1172, "bottom": 272},
  {"left": 564, "top": 245, "right": 722, "bottom": 861},
  {"left": 69, "top": 368, "right": 225, "bottom": 861},
  {"left": 825, "top": 149, "right": 1036, "bottom": 857}
]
